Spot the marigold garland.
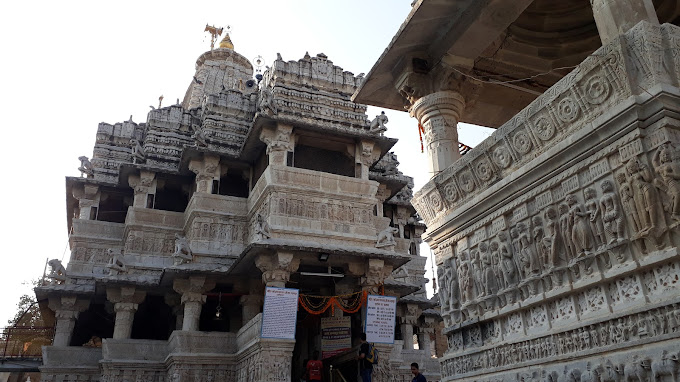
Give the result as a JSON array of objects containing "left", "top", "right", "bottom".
[
  {"left": 298, "top": 290, "right": 373, "bottom": 315},
  {"left": 418, "top": 123, "right": 425, "bottom": 153}
]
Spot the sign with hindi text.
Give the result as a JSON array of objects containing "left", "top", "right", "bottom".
[
  {"left": 364, "top": 294, "right": 396, "bottom": 344},
  {"left": 261, "top": 287, "right": 299, "bottom": 339},
  {"left": 321, "top": 316, "right": 352, "bottom": 359}
]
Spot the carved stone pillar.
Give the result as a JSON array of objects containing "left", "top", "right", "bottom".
[
  {"left": 173, "top": 276, "right": 215, "bottom": 331},
  {"left": 400, "top": 304, "right": 421, "bottom": 350},
  {"left": 128, "top": 170, "right": 156, "bottom": 208},
  {"left": 164, "top": 294, "right": 184, "bottom": 330},
  {"left": 260, "top": 123, "right": 295, "bottom": 166},
  {"left": 375, "top": 184, "right": 390, "bottom": 218},
  {"left": 72, "top": 184, "right": 100, "bottom": 220},
  {"left": 419, "top": 316, "right": 437, "bottom": 356},
  {"left": 356, "top": 140, "right": 377, "bottom": 180},
  {"left": 410, "top": 90, "right": 465, "bottom": 175},
  {"left": 48, "top": 295, "right": 90, "bottom": 347},
  {"left": 189, "top": 154, "right": 221, "bottom": 194},
  {"left": 591, "top": 0, "right": 659, "bottom": 45},
  {"left": 106, "top": 286, "right": 146, "bottom": 339},
  {"left": 240, "top": 294, "right": 264, "bottom": 323},
  {"left": 255, "top": 251, "right": 300, "bottom": 288}
]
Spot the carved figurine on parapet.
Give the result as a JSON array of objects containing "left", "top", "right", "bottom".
[
  {"left": 375, "top": 226, "right": 398, "bottom": 249},
  {"left": 369, "top": 111, "right": 389, "bottom": 135},
  {"left": 258, "top": 86, "right": 278, "bottom": 115},
  {"left": 130, "top": 139, "right": 146, "bottom": 164},
  {"left": 106, "top": 248, "right": 127, "bottom": 276},
  {"left": 78, "top": 156, "right": 94, "bottom": 177},
  {"left": 173, "top": 233, "right": 193, "bottom": 265},
  {"left": 46, "top": 259, "right": 67, "bottom": 284},
  {"left": 191, "top": 125, "right": 208, "bottom": 147},
  {"left": 254, "top": 213, "right": 271, "bottom": 241}
]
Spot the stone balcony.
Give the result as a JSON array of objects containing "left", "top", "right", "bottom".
[
  {"left": 68, "top": 219, "right": 125, "bottom": 276},
  {"left": 248, "top": 165, "right": 381, "bottom": 248}
]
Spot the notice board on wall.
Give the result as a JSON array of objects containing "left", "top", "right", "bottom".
[
  {"left": 364, "top": 294, "right": 396, "bottom": 344},
  {"left": 261, "top": 287, "right": 299, "bottom": 339}
]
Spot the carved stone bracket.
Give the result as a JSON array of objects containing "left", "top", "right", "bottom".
[
  {"left": 361, "top": 259, "right": 393, "bottom": 293},
  {"left": 188, "top": 154, "right": 221, "bottom": 193},
  {"left": 255, "top": 251, "right": 300, "bottom": 288},
  {"left": 260, "top": 123, "right": 295, "bottom": 165}
]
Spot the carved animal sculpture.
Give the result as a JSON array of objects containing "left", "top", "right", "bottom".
[
  {"left": 652, "top": 351, "right": 679, "bottom": 381},
  {"left": 624, "top": 355, "right": 652, "bottom": 382},
  {"left": 601, "top": 361, "right": 624, "bottom": 382}
]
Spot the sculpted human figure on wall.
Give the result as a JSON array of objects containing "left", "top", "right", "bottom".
[
  {"left": 543, "top": 207, "right": 562, "bottom": 269},
  {"left": 600, "top": 179, "right": 626, "bottom": 244},
  {"left": 489, "top": 241, "right": 503, "bottom": 289},
  {"left": 445, "top": 257, "right": 460, "bottom": 309},
  {"left": 584, "top": 187, "right": 606, "bottom": 249},
  {"left": 566, "top": 194, "right": 594, "bottom": 257},
  {"left": 510, "top": 227, "right": 524, "bottom": 279},
  {"left": 498, "top": 231, "right": 519, "bottom": 288},
  {"left": 558, "top": 203, "right": 576, "bottom": 262},
  {"left": 517, "top": 222, "right": 539, "bottom": 276},
  {"left": 480, "top": 242, "right": 498, "bottom": 297},
  {"left": 652, "top": 143, "right": 680, "bottom": 222},
  {"left": 615, "top": 172, "right": 641, "bottom": 235},
  {"left": 626, "top": 157, "right": 663, "bottom": 236},
  {"left": 458, "top": 253, "right": 474, "bottom": 303},
  {"left": 532, "top": 216, "right": 547, "bottom": 272},
  {"left": 438, "top": 265, "right": 450, "bottom": 311},
  {"left": 470, "top": 249, "right": 483, "bottom": 297}
]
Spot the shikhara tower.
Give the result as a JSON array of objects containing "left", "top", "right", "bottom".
[{"left": 34, "top": 31, "right": 441, "bottom": 381}]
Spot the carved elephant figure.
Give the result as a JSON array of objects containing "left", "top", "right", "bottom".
[
  {"left": 624, "top": 355, "right": 652, "bottom": 382},
  {"left": 601, "top": 361, "right": 624, "bottom": 382},
  {"left": 652, "top": 351, "right": 679, "bottom": 381}
]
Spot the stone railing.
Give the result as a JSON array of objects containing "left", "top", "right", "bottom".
[
  {"left": 71, "top": 219, "right": 125, "bottom": 241},
  {"left": 125, "top": 207, "right": 184, "bottom": 229},
  {"left": 236, "top": 313, "right": 262, "bottom": 350}
]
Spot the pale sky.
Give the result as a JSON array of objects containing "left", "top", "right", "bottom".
[{"left": 0, "top": 0, "right": 493, "bottom": 325}]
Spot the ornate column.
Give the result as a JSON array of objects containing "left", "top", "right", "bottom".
[
  {"left": 255, "top": 251, "right": 300, "bottom": 288},
  {"left": 164, "top": 294, "right": 184, "bottom": 330},
  {"left": 418, "top": 315, "right": 437, "bottom": 356},
  {"left": 400, "top": 304, "right": 421, "bottom": 350},
  {"left": 410, "top": 91, "right": 466, "bottom": 175},
  {"left": 188, "top": 154, "right": 221, "bottom": 194},
  {"left": 240, "top": 295, "right": 264, "bottom": 323},
  {"left": 590, "top": 0, "right": 659, "bottom": 45},
  {"left": 173, "top": 276, "right": 216, "bottom": 331},
  {"left": 356, "top": 140, "right": 377, "bottom": 180},
  {"left": 106, "top": 286, "right": 146, "bottom": 339},
  {"left": 72, "top": 184, "right": 100, "bottom": 220},
  {"left": 259, "top": 123, "right": 295, "bottom": 166},
  {"left": 48, "top": 295, "right": 90, "bottom": 347},
  {"left": 127, "top": 170, "right": 156, "bottom": 208}
]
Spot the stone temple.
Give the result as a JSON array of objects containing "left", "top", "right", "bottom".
[
  {"left": 354, "top": 0, "right": 680, "bottom": 381},
  {"left": 34, "top": 33, "right": 441, "bottom": 381}
]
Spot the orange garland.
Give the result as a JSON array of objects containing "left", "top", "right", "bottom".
[
  {"left": 418, "top": 123, "right": 425, "bottom": 153},
  {"left": 298, "top": 290, "right": 370, "bottom": 315}
]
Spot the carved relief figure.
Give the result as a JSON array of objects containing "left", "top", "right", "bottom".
[
  {"left": 600, "top": 179, "right": 626, "bottom": 244},
  {"left": 498, "top": 231, "right": 519, "bottom": 288},
  {"left": 624, "top": 355, "right": 651, "bottom": 382},
  {"left": 517, "top": 222, "right": 539, "bottom": 276},
  {"left": 558, "top": 203, "right": 576, "bottom": 261},
  {"left": 584, "top": 187, "right": 606, "bottom": 249},
  {"left": 626, "top": 158, "right": 662, "bottom": 236},
  {"left": 471, "top": 249, "right": 484, "bottom": 297},
  {"left": 532, "top": 216, "right": 547, "bottom": 272},
  {"left": 616, "top": 172, "right": 641, "bottom": 235},
  {"left": 438, "top": 265, "right": 450, "bottom": 311},
  {"left": 543, "top": 207, "right": 562, "bottom": 268},
  {"left": 601, "top": 360, "right": 623, "bottom": 382},
  {"left": 652, "top": 143, "right": 680, "bottom": 221},
  {"left": 652, "top": 350, "right": 679, "bottom": 381},
  {"left": 510, "top": 227, "right": 524, "bottom": 279},
  {"left": 480, "top": 242, "right": 498, "bottom": 297},
  {"left": 581, "top": 362, "right": 600, "bottom": 382},
  {"left": 445, "top": 257, "right": 460, "bottom": 309},
  {"left": 172, "top": 234, "right": 193, "bottom": 265},
  {"left": 369, "top": 111, "right": 389, "bottom": 134},
  {"left": 259, "top": 86, "right": 278, "bottom": 115},
  {"left": 566, "top": 194, "right": 594, "bottom": 257},
  {"left": 130, "top": 139, "right": 146, "bottom": 164},
  {"left": 254, "top": 214, "right": 271, "bottom": 241},
  {"left": 489, "top": 241, "right": 503, "bottom": 289},
  {"left": 78, "top": 156, "right": 94, "bottom": 177},
  {"left": 458, "top": 255, "right": 474, "bottom": 303},
  {"left": 47, "top": 259, "right": 67, "bottom": 284}
]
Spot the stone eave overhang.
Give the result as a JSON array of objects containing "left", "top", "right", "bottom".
[{"left": 384, "top": 278, "right": 421, "bottom": 297}]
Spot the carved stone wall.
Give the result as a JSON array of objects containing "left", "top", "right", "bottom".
[{"left": 415, "top": 22, "right": 680, "bottom": 382}]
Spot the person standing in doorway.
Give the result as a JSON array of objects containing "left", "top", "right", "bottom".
[
  {"left": 358, "top": 333, "right": 373, "bottom": 382},
  {"left": 411, "top": 363, "right": 426, "bottom": 382},
  {"left": 306, "top": 351, "right": 323, "bottom": 381}
]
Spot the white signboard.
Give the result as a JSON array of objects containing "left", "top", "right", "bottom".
[
  {"left": 364, "top": 294, "right": 397, "bottom": 344},
  {"left": 261, "top": 287, "right": 299, "bottom": 339}
]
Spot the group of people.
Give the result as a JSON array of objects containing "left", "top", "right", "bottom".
[{"left": 301, "top": 333, "right": 427, "bottom": 382}]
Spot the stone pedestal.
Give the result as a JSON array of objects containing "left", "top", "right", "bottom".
[
  {"left": 48, "top": 296, "right": 90, "bottom": 347},
  {"left": 106, "top": 286, "right": 146, "bottom": 339},
  {"left": 410, "top": 90, "right": 465, "bottom": 175}
]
